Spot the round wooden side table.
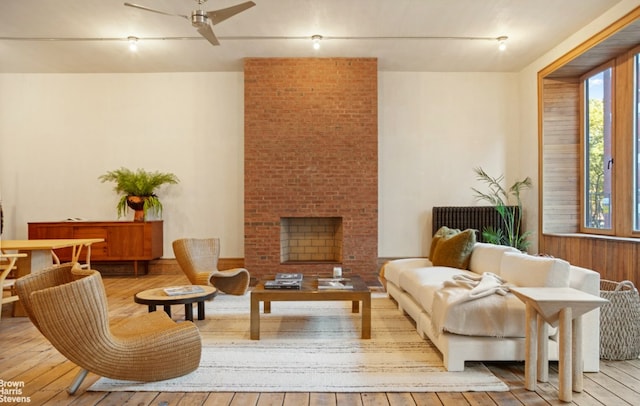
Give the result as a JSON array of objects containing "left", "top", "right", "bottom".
[{"left": 134, "top": 285, "right": 217, "bottom": 321}]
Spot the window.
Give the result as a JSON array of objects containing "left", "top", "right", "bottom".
[
  {"left": 579, "top": 47, "right": 640, "bottom": 237},
  {"left": 584, "top": 67, "right": 613, "bottom": 230}
]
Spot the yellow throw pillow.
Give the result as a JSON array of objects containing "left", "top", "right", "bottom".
[
  {"left": 429, "top": 226, "right": 460, "bottom": 259},
  {"left": 431, "top": 229, "right": 476, "bottom": 269}
]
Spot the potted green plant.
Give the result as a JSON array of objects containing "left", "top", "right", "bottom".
[
  {"left": 99, "top": 167, "right": 179, "bottom": 221},
  {"left": 471, "top": 167, "right": 532, "bottom": 251}
]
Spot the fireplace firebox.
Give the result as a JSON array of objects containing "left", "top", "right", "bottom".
[{"left": 280, "top": 217, "right": 343, "bottom": 263}]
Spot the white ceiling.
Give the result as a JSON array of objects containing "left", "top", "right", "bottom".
[{"left": 0, "top": 0, "right": 624, "bottom": 73}]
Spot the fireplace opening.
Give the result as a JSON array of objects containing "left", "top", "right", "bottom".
[{"left": 280, "top": 217, "right": 343, "bottom": 263}]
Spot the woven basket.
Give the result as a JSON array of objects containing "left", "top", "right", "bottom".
[{"left": 599, "top": 280, "right": 640, "bottom": 360}]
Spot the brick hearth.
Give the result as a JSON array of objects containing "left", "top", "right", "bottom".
[{"left": 244, "top": 58, "right": 378, "bottom": 282}]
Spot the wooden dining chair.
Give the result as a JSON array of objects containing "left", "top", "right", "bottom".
[{"left": 0, "top": 253, "right": 25, "bottom": 322}]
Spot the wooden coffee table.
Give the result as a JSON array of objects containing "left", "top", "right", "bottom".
[
  {"left": 134, "top": 285, "right": 217, "bottom": 321},
  {"left": 250, "top": 275, "right": 371, "bottom": 340}
]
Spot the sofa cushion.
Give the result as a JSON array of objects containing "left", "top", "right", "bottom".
[
  {"left": 431, "top": 229, "right": 476, "bottom": 269},
  {"left": 432, "top": 286, "right": 529, "bottom": 337},
  {"left": 568, "top": 265, "right": 600, "bottom": 295},
  {"left": 383, "top": 258, "right": 432, "bottom": 287},
  {"left": 500, "top": 252, "right": 570, "bottom": 287},
  {"left": 429, "top": 226, "right": 460, "bottom": 259},
  {"left": 468, "top": 243, "right": 520, "bottom": 276}
]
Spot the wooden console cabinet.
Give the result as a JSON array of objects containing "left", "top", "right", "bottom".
[{"left": 28, "top": 221, "right": 163, "bottom": 276}]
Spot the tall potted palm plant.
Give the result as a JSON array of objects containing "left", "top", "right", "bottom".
[
  {"left": 471, "top": 167, "right": 532, "bottom": 251},
  {"left": 99, "top": 167, "right": 179, "bottom": 221}
]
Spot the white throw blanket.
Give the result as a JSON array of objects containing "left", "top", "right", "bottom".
[
  {"left": 432, "top": 272, "right": 511, "bottom": 337},
  {"left": 445, "top": 272, "right": 509, "bottom": 298}
]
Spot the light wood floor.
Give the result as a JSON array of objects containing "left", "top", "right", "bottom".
[{"left": 1, "top": 274, "right": 639, "bottom": 406}]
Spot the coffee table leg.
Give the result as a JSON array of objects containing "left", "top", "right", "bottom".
[
  {"left": 352, "top": 300, "right": 360, "bottom": 313},
  {"left": 148, "top": 304, "right": 156, "bottom": 313},
  {"left": 362, "top": 296, "right": 371, "bottom": 339},
  {"left": 184, "top": 303, "right": 194, "bottom": 322},
  {"left": 250, "top": 294, "right": 260, "bottom": 340},
  {"left": 196, "top": 300, "right": 206, "bottom": 320},
  {"left": 163, "top": 305, "right": 172, "bottom": 318},
  {"left": 264, "top": 301, "right": 271, "bottom": 313}
]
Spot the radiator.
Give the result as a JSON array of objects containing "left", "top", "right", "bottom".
[{"left": 432, "top": 206, "right": 519, "bottom": 243}]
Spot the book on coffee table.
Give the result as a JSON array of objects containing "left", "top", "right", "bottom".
[
  {"left": 317, "top": 278, "right": 353, "bottom": 290},
  {"left": 264, "top": 279, "right": 302, "bottom": 289},
  {"left": 275, "top": 273, "right": 303, "bottom": 281},
  {"left": 163, "top": 285, "right": 206, "bottom": 296}
]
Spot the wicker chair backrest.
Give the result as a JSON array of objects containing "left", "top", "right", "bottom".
[
  {"left": 173, "top": 238, "right": 221, "bottom": 284},
  {"left": 27, "top": 270, "right": 111, "bottom": 368},
  {"left": 15, "top": 263, "right": 81, "bottom": 331}
]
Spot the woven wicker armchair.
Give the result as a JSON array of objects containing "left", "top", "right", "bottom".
[
  {"left": 173, "top": 238, "right": 250, "bottom": 295},
  {"left": 15, "top": 263, "right": 202, "bottom": 394}
]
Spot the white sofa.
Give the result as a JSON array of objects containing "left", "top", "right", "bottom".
[{"left": 384, "top": 242, "right": 601, "bottom": 372}]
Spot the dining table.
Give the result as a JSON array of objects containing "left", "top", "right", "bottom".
[{"left": 0, "top": 238, "right": 104, "bottom": 316}]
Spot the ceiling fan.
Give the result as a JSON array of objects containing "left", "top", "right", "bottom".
[{"left": 124, "top": 0, "right": 256, "bottom": 46}]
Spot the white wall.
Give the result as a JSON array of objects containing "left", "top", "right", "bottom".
[
  {"left": 0, "top": 72, "right": 246, "bottom": 257},
  {"left": 378, "top": 72, "right": 520, "bottom": 257}
]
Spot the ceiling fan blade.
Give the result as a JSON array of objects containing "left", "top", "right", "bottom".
[
  {"left": 207, "top": 1, "right": 256, "bottom": 25},
  {"left": 124, "top": 2, "right": 189, "bottom": 20},
  {"left": 197, "top": 23, "right": 220, "bottom": 46}
]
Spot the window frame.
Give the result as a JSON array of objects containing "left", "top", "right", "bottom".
[
  {"left": 579, "top": 61, "right": 616, "bottom": 235},
  {"left": 627, "top": 44, "right": 640, "bottom": 236},
  {"left": 634, "top": 50, "right": 640, "bottom": 232},
  {"left": 617, "top": 44, "right": 640, "bottom": 238}
]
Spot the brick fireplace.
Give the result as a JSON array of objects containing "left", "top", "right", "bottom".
[{"left": 244, "top": 58, "right": 378, "bottom": 282}]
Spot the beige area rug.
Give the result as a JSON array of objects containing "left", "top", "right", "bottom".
[{"left": 89, "top": 293, "right": 508, "bottom": 392}]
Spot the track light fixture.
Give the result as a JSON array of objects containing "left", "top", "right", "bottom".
[
  {"left": 497, "top": 36, "right": 508, "bottom": 51},
  {"left": 311, "top": 34, "right": 322, "bottom": 50},
  {"left": 2, "top": 34, "right": 511, "bottom": 53},
  {"left": 128, "top": 36, "right": 138, "bottom": 52}
]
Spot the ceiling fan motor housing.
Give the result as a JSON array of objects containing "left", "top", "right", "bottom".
[{"left": 191, "top": 10, "right": 208, "bottom": 27}]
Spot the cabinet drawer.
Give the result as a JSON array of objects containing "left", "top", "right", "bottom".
[
  {"left": 72, "top": 226, "right": 108, "bottom": 239},
  {"left": 72, "top": 226, "right": 108, "bottom": 258}
]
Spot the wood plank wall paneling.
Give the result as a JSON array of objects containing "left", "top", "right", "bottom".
[
  {"left": 541, "top": 78, "right": 580, "bottom": 234},
  {"left": 541, "top": 234, "right": 640, "bottom": 286}
]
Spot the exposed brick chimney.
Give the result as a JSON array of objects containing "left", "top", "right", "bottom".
[{"left": 244, "top": 58, "right": 378, "bottom": 282}]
